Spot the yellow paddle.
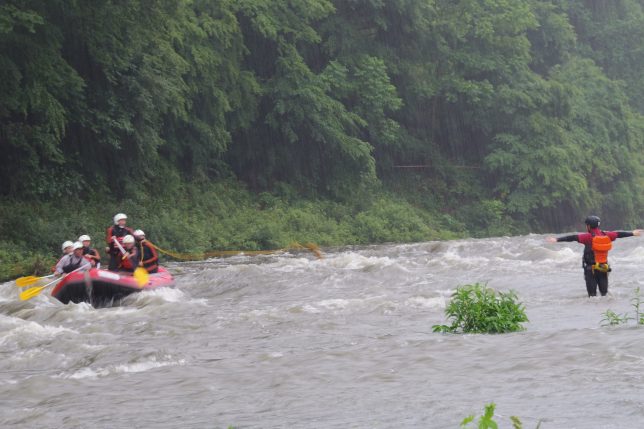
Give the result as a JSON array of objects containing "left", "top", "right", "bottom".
[
  {"left": 114, "top": 237, "right": 149, "bottom": 287},
  {"left": 20, "top": 277, "right": 64, "bottom": 301},
  {"left": 133, "top": 267, "right": 149, "bottom": 287},
  {"left": 15, "top": 274, "right": 55, "bottom": 287},
  {"left": 19, "top": 266, "right": 85, "bottom": 301}
]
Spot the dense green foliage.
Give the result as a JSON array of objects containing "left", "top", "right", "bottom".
[
  {"left": 433, "top": 284, "right": 529, "bottom": 334},
  {"left": 1, "top": 1, "right": 644, "bottom": 277},
  {"left": 0, "top": 181, "right": 461, "bottom": 281}
]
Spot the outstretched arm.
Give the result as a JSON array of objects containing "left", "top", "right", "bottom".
[
  {"left": 547, "top": 234, "right": 579, "bottom": 243},
  {"left": 612, "top": 229, "right": 642, "bottom": 239}
]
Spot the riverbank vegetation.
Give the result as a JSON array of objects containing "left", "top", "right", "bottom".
[
  {"left": 0, "top": 180, "right": 463, "bottom": 281},
  {"left": 2, "top": 1, "right": 644, "bottom": 279}
]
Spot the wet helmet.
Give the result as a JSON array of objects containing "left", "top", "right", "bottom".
[
  {"left": 78, "top": 234, "right": 91, "bottom": 242},
  {"left": 133, "top": 229, "right": 145, "bottom": 239},
  {"left": 585, "top": 215, "right": 600, "bottom": 228},
  {"left": 72, "top": 241, "right": 83, "bottom": 250},
  {"left": 61, "top": 241, "right": 74, "bottom": 252},
  {"left": 113, "top": 213, "right": 127, "bottom": 225},
  {"left": 122, "top": 235, "right": 135, "bottom": 244}
]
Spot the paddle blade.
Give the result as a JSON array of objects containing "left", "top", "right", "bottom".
[
  {"left": 19, "top": 285, "right": 47, "bottom": 301},
  {"left": 134, "top": 267, "right": 149, "bottom": 287},
  {"left": 15, "top": 276, "right": 40, "bottom": 287}
]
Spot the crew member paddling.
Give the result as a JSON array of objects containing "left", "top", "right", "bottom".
[
  {"left": 547, "top": 216, "right": 641, "bottom": 296},
  {"left": 134, "top": 230, "right": 158, "bottom": 273},
  {"left": 52, "top": 241, "right": 74, "bottom": 272},
  {"left": 106, "top": 213, "right": 134, "bottom": 271},
  {"left": 118, "top": 235, "right": 140, "bottom": 273},
  {"left": 55, "top": 242, "right": 91, "bottom": 276},
  {"left": 79, "top": 234, "right": 101, "bottom": 268}
]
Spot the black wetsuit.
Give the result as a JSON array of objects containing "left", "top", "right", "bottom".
[{"left": 557, "top": 229, "right": 634, "bottom": 296}]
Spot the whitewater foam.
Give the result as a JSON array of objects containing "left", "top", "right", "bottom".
[{"left": 58, "top": 356, "right": 186, "bottom": 380}]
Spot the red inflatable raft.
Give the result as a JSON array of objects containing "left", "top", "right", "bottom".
[{"left": 51, "top": 267, "right": 175, "bottom": 308}]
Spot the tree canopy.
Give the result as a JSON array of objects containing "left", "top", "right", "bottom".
[{"left": 1, "top": 0, "right": 643, "bottom": 231}]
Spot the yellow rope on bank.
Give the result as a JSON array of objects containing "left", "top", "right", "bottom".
[{"left": 146, "top": 241, "right": 323, "bottom": 261}]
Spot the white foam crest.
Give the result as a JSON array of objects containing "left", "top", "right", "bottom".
[
  {"left": 323, "top": 252, "right": 399, "bottom": 270},
  {"left": 616, "top": 246, "right": 644, "bottom": 263},
  {"left": 405, "top": 296, "right": 446, "bottom": 309},
  {"left": 439, "top": 247, "right": 491, "bottom": 266},
  {"left": 268, "top": 256, "right": 313, "bottom": 272},
  {"left": 138, "top": 287, "right": 186, "bottom": 303},
  {"left": 0, "top": 320, "right": 78, "bottom": 347},
  {"left": 300, "top": 295, "right": 393, "bottom": 314},
  {"left": 58, "top": 355, "right": 186, "bottom": 380}
]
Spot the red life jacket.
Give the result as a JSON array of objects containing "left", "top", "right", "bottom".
[
  {"left": 106, "top": 225, "right": 134, "bottom": 254},
  {"left": 118, "top": 247, "right": 139, "bottom": 272}
]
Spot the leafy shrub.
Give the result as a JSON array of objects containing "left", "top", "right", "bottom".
[
  {"left": 433, "top": 284, "right": 528, "bottom": 334},
  {"left": 599, "top": 288, "right": 644, "bottom": 327},
  {"left": 461, "top": 403, "right": 541, "bottom": 429},
  {"left": 600, "top": 310, "right": 630, "bottom": 326}
]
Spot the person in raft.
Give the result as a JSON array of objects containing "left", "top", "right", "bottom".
[
  {"left": 106, "top": 213, "right": 134, "bottom": 271},
  {"left": 547, "top": 216, "right": 641, "bottom": 297},
  {"left": 51, "top": 240, "right": 75, "bottom": 272},
  {"left": 79, "top": 234, "right": 101, "bottom": 268},
  {"left": 118, "top": 235, "right": 140, "bottom": 273},
  {"left": 133, "top": 230, "right": 159, "bottom": 273},
  {"left": 54, "top": 242, "right": 91, "bottom": 277}
]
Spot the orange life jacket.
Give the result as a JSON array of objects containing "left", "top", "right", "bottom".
[{"left": 591, "top": 235, "right": 612, "bottom": 264}]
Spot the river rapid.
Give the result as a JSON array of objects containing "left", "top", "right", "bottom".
[{"left": 2, "top": 234, "right": 644, "bottom": 428}]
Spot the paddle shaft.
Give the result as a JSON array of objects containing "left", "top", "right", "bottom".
[
  {"left": 19, "top": 266, "right": 86, "bottom": 301},
  {"left": 112, "top": 236, "right": 147, "bottom": 285},
  {"left": 113, "top": 236, "right": 129, "bottom": 260}
]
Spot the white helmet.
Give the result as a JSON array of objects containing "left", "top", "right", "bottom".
[
  {"left": 113, "top": 213, "right": 127, "bottom": 224},
  {"left": 122, "top": 235, "right": 135, "bottom": 244},
  {"left": 133, "top": 229, "right": 145, "bottom": 238},
  {"left": 72, "top": 241, "right": 83, "bottom": 250},
  {"left": 62, "top": 241, "right": 74, "bottom": 251},
  {"left": 78, "top": 234, "right": 91, "bottom": 242}
]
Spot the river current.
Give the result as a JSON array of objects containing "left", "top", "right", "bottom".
[{"left": 2, "top": 235, "right": 644, "bottom": 428}]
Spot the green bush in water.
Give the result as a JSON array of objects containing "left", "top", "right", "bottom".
[
  {"left": 433, "top": 284, "right": 528, "bottom": 334},
  {"left": 461, "top": 403, "right": 542, "bottom": 429}
]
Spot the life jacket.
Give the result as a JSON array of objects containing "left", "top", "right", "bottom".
[
  {"left": 138, "top": 241, "right": 158, "bottom": 273},
  {"left": 592, "top": 235, "right": 612, "bottom": 264},
  {"left": 586, "top": 231, "right": 612, "bottom": 273},
  {"left": 106, "top": 225, "right": 134, "bottom": 254},
  {"left": 119, "top": 247, "right": 139, "bottom": 272},
  {"left": 82, "top": 247, "right": 100, "bottom": 266},
  {"left": 62, "top": 255, "right": 84, "bottom": 273}
]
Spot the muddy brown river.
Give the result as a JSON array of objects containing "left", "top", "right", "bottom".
[{"left": 2, "top": 235, "right": 644, "bottom": 428}]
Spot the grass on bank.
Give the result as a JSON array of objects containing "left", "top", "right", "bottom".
[{"left": 0, "top": 180, "right": 467, "bottom": 282}]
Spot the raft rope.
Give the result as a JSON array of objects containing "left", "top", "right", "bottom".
[{"left": 145, "top": 240, "right": 323, "bottom": 261}]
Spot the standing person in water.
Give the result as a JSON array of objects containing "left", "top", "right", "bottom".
[
  {"left": 547, "top": 216, "right": 641, "bottom": 297},
  {"left": 106, "top": 213, "right": 134, "bottom": 271}
]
